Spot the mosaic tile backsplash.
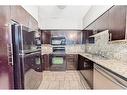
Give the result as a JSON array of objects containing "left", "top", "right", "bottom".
[{"left": 85, "top": 30, "right": 127, "bottom": 63}]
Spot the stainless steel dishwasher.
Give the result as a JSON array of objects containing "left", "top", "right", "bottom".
[{"left": 94, "top": 64, "right": 127, "bottom": 89}]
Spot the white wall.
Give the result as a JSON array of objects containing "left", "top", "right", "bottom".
[
  {"left": 38, "top": 18, "right": 82, "bottom": 29},
  {"left": 83, "top": 5, "right": 113, "bottom": 29},
  {"left": 22, "top": 6, "right": 38, "bottom": 22}
]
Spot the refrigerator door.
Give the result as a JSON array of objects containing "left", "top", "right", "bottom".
[
  {"left": 11, "top": 23, "right": 24, "bottom": 89},
  {"left": 0, "top": 26, "right": 14, "bottom": 89}
]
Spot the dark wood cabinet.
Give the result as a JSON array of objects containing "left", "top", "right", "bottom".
[
  {"left": 82, "top": 30, "right": 93, "bottom": 44},
  {"left": 84, "top": 5, "right": 127, "bottom": 41},
  {"left": 11, "top": 6, "right": 30, "bottom": 27},
  {"left": 42, "top": 54, "right": 50, "bottom": 70},
  {"left": 109, "top": 6, "right": 126, "bottom": 40},
  {"left": 66, "top": 54, "right": 78, "bottom": 70},
  {"left": 96, "top": 11, "right": 109, "bottom": 32},
  {"left": 66, "top": 31, "right": 82, "bottom": 45},
  {"left": 41, "top": 31, "right": 51, "bottom": 44}
]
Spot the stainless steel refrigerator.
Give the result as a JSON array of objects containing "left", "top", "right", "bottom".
[{"left": 11, "top": 21, "right": 42, "bottom": 89}]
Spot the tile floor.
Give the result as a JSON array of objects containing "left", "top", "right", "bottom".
[{"left": 38, "top": 70, "right": 85, "bottom": 90}]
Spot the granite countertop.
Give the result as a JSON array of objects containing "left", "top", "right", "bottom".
[
  {"left": 42, "top": 52, "right": 127, "bottom": 80},
  {"left": 68, "top": 52, "right": 127, "bottom": 80}
]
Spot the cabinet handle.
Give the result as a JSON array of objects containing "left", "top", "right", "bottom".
[{"left": 109, "top": 33, "right": 112, "bottom": 41}]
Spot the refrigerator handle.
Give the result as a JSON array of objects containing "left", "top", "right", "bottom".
[{"left": 7, "top": 43, "right": 13, "bottom": 66}]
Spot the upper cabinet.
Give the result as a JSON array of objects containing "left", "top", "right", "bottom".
[
  {"left": 96, "top": 11, "right": 109, "bottom": 32},
  {"left": 82, "top": 30, "right": 93, "bottom": 44},
  {"left": 0, "top": 6, "right": 10, "bottom": 26},
  {"left": 84, "top": 5, "right": 127, "bottom": 41},
  {"left": 11, "top": 6, "right": 30, "bottom": 27},
  {"left": 11, "top": 6, "right": 38, "bottom": 30},
  {"left": 41, "top": 31, "right": 51, "bottom": 44},
  {"left": 29, "top": 16, "right": 38, "bottom": 31},
  {"left": 108, "top": 6, "right": 126, "bottom": 40}
]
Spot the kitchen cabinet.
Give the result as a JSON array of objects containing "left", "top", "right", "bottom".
[
  {"left": 11, "top": 6, "right": 30, "bottom": 27},
  {"left": 66, "top": 31, "right": 82, "bottom": 45},
  {"left": 82, "top": 30, "right": 93, "bottom": 44},
  {"left": 41, "top": 31, "right": 51, "bottom": 44},
  {"left": 94, "top": 64, "right": 126, "bottom": 89},
  {"left": 66, "top": 54, "right": 78, "bottom": 70},
  {"left": 109, "top": 6, "right": 126, "bottom": 40},
  {"left": 29, "top": 16, "right": 38, "bottom": 31},
  {"left": 95, "top": 11, "right": 109, "bottom": 33},
  {"left": 42, "top": 54, "right": 50, "bottom": 70},
  {"left": 84, "top": 5, "right": 127, "bottom": 41}
]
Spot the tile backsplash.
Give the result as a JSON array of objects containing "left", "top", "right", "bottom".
[
  {"left": 86, "top": 30, "right": 127, "bottom": 62},
  {"left": 65, "top": 45, "right": 85, "bottom": 53},
  {"left": 41, "top": 44, "right": 52, "bottom": 54}
]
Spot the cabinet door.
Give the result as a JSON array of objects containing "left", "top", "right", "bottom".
[
  {"left": 43, "top": 54, "right": 50, "bottom": 70},
  {"left": 42, "top": 31, "right": 51, "bottom": 44},
  {"left": 66, "top": 54, "right": 77, "bottom": 70},
  {"left": 11, "top": 6, "right": 30, "bottom": 27},
  {"left": 95, "top": 11, "right": 109, "bottom": 32},
  {"left": 29, "top": 16, "right": 38, "bottom": 30},
  {"left": 82, "top": 30, "right": 93, "bottom": 44},
  {"left": 109, "top": 6, "right": 126, "bottom": 40}
]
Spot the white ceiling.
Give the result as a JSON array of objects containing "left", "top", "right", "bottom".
[
  {"left": 38, "top": 6, "right": 91, "bottom": 29},
  {"left": 39, "top": 6, "right": 91, "bottom": 19}
]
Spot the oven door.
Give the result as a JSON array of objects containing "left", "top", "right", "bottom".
[{"left": 50, "top": 54, "right": 66, "bottom": 71}]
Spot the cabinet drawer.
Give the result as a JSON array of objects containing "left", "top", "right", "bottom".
[{"left": 67, "top": 58, "right": 75, "bottom": 62}]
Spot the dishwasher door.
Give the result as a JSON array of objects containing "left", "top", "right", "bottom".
[
  {"left": 94, "top": 64, "right": 127, "bottom": 89},
  {"left": 79, "top": 56, "right": 93, "bottom": 89}
]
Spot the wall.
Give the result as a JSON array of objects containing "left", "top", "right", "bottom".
[
  {"left": 83, "top": 5, "right": 113, "bottom": 28},
  {"left": 85, "top": 30, "right": 127, "bottom": 63},
  {"left": 22, "top": 6, "right": 38, "bottom": 22},
  {"left": 38, "top": 18, "right": 82, "bottom": 29}
]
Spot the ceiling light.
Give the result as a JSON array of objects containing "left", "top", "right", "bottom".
[{"left": 57, "top": 5, "right": 66, "bottom": 9}]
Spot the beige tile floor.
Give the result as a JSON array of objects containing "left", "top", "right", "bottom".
[{"left": 38, "top": 70, "right": 85, "bottom": 90}]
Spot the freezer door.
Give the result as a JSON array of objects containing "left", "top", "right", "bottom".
[{"left": 0, "top": 26, "right": 14, "bottom": 89}]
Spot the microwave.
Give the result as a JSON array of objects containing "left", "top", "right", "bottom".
[{"left": 51, "top": 37, "right": 66, "bottom": 45}]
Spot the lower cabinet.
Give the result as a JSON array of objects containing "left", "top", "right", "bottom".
[
  {"left": 78, "top": 55, "right": 127, "bottom": 89},
  {"left": 66, "top": 54, "right": 78, "bottom": 70},
  {"left": 94, "top": 64, "right": 126, "bottom": 89},
  {"left": 42, "top": 54, "right": 50, "bottom": 70}
]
